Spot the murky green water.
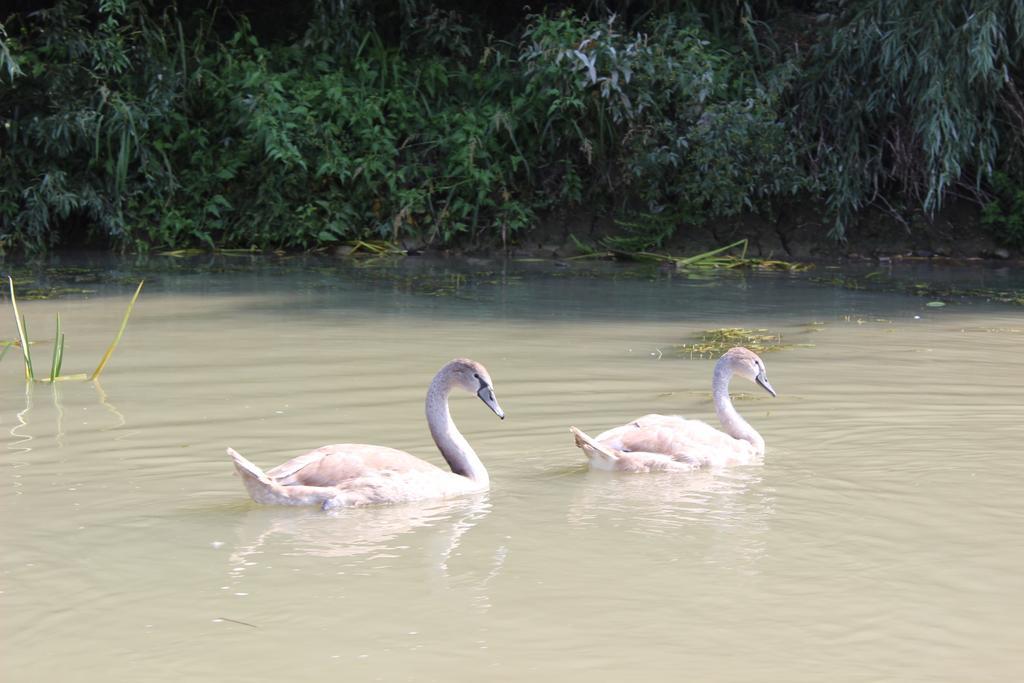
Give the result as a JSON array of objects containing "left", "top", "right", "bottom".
[{"left": 2, "top": 255, "right": 1022, "bottom": 681}]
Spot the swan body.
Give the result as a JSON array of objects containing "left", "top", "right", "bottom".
[
  {"left": 571, "top": 347, "right": 777, "bottom": 472},
  {"left": 228, "top": 358, "right": 504, "bottom": 510}
]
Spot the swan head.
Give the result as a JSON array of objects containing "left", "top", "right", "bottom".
[
  {"left": 721, "top": 347, "right": 776, "bottom": 397},
  {"left": 445, "top": 358, "right": 505, "bottom": 420}
]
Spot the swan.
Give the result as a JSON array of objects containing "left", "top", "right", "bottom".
[
  {"left": 570, "top": 346, "right": 777, "bottom": 472},
  {"left": 228, "top": 358, "right": 505, "bottom": 510}
]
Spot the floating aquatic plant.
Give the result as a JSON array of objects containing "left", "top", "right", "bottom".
[
  {"left": 158, "top": 247, "right": 263, "bottom": 258},
  {"left": 674, "top": 327, "right": 812, "bottom": 358},
  {"left": 5, "top": 276, "right": 144, "bottom": 383},
  {"left": 568, "top": 238, "right": 813, "bottom": 272},
  {"left": 343, "top": 240, "right": 407, "bottom": 257}
]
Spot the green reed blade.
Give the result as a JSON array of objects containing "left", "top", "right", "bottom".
[
  {"left": 21, "top": 317, "right": 33, "bottom": 380},
  {"left": 49, "top": 312, "right": 63, "bottom": 382},
  {"left": 55, "top": 333, "right": 65, "bottom": 377},
  {"left": 91, "top": 280, "right": 144, "bottom": 381},
  {"left": 675, "top": 239, "right": 749, "bottom": 267},
  {"left": 8, "top": 276, "right": 34, "bottom": 381}
]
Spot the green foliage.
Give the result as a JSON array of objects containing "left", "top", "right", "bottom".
[
  {"left": 2, "top": 1, "right": 1022, "bottom": 253},
  {"left": 800, "top": 0, "right": 1024, "bottom": 237},
  {"left": 982, "top": 173, "right": 1024, "bottom": 247},
  {"left": 0, "top": 22, "right": 24, "bottom": 81},
  {"left": 0, "top": 1, "right": 812, "bottom": 253},
  {"left": 0, "top": 1, "right": 186, "bottom": 251},
  {"left": 518, "top": 12, "right": 806, "bottom": 221},
  {"left": 603, "top": 214, "right": 682, "bottom": 253}
]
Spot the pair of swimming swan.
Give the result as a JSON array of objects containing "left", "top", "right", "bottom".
[{"left": 228, "top": 347, "right": 777, "bottom": 510}]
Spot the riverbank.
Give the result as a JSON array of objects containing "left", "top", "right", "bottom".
[
  {"left": 403, "top": 200, "right": 1022, "bottom": 264},
  {"left": 10, "top": 236, "right": 1022, "bottom": 309}
]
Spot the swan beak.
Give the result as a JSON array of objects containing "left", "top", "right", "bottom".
[
  {"left": 477, "top": 386, "right": 506, "bottom": 420},
  {"left": 756, "top": 372, "right": 777, "bottom": 397}
]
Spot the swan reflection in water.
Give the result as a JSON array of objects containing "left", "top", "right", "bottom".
[
  {"left": 223, "top": 494, "right": 509, "bottom": 613},
  {"left": 226, "top": 493, "right": 497, "bottom": 571},
  {"left": 566, "top": 465, "right": 775, "bottom": 569}
]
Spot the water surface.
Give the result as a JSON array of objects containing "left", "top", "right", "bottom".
[{"left": 2, "top": 256, "right": 1022, "bottom": 681}]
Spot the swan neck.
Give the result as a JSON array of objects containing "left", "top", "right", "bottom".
[
  {"left": 426, "top": 373, "right": 489, "bottom": 486},
  {"left": 712, "top": 361, "right": 765, "bottom": 454}
]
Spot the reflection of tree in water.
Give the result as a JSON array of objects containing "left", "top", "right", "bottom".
[{"left": 566, "top": 467, "right": 774, "bottom": 570}]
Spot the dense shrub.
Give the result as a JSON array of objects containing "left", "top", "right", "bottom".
[
  {"left": 1, "top": 0, "right": 1022, "bottom": 253},
  {"left": 520, "top": 13, "right": 807, "bottom": 219},
  {"left": 0, "top": 1, "right": 809, "bottom": 253},
  {"left": 799, "top": 0, "right": 1024, "bottom": 237},
  {"left": 982, "top": 172, "right": 1024, "bottom": 247}
]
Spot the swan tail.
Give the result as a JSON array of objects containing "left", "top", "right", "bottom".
[
  {"left": 228, "top": 447, "right": 274, "bottom": 484},
  {"left": 228, "top": 447, "right": 295, "bottom": 505},
  {"left": 228, "top": 447, "right": 343, "bottom": 508},
  {"left": 570, "top": 427, "right": 620, "bottom": 470}
]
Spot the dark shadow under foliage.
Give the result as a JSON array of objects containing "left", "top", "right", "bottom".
[{"left": 0, "top": 0, "right": 1021, "bottom": 254}]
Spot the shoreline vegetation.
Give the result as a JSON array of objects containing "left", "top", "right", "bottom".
[
  {"left": 4, "top": 245, "right": 1021, "bottom": 310},
  {"left": 1, "top": 1, "right": 1023, "bottom": 259}
]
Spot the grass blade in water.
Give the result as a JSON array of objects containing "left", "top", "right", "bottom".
[
  {"left": 8, "top": 276, "right": 34, "bottom": 381},
  {"left": 91, "top": 280, "right": 144, "bottom": 381},
  {"left": 55, "top": 333, "right": 65, "bottom": 377},
  {"left": 21, "top": 317, "right": 33, "bottom": 381},
  {"left": 49, "top": 312, "right": 64, "bottom": 382}
]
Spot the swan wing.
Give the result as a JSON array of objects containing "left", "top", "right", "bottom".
[
  {"left": 266, "top": 444, "right": 441, "bottom": 487},
  {"left": 597, "top": 414, "right": 754, "bottom": 467}
]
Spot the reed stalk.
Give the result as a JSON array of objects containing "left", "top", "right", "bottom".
[
  {"left": 91, "top": 280, "right": 144, "bottom": 380},
  {"left": 49, "top": 312, "right": 64, "bottom": 382},
  {"left": 8, "top": 276, "right": 34, "bottom": 381},
  {"left": 6, "top": 276, "right": 143, "bottom": 383}
]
